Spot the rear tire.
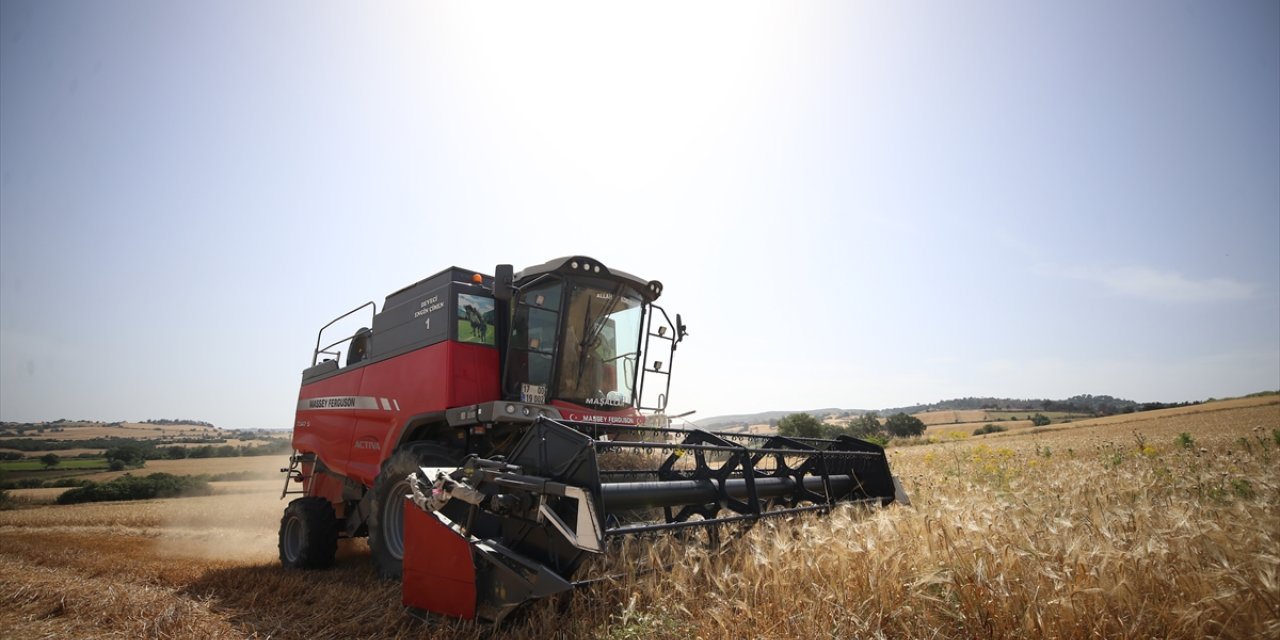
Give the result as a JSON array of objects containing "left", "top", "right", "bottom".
[
  {"left": 279, "top": 497, "right": 338, "bottom": 569},
  {"left": 369, "top": 442, "right": 459, "bottom": 579}
]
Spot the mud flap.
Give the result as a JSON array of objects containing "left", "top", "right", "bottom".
[{"left": 402, "top": 498, "right": 477, "bottom": 619}]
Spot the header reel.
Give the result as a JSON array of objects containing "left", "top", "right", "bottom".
[{"left": 400, "top": 417, "right": 905, "bottom": 622}]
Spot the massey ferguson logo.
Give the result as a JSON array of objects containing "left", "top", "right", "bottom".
[
  {"left": 565, "top": 412, "right": 642, "bottom": 426},
  {"left": 297, "top": 396, "right": 397, "bottom": 411},
  {"left": 309, "top": 397, "right": 356, "bottom": 409}
]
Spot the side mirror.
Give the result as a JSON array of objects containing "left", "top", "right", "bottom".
[
  {"left": 676, "top": 314, "right": 688, "bottom": 342},
  {"left": 493, "top": 264, "right": 514, "bottom": 302}
]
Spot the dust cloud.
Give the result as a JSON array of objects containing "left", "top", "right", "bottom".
[{"left": 152, "top": 456, "right": 291, "bottom": 562}]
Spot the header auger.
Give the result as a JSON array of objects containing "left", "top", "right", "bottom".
[{"left": 279, "top": 256, "right": 907, "bottom": 622}]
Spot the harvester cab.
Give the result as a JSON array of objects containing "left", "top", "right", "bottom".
[
  {"left": 495, "top": 256, "right": 683, "bottom": 420},
  {"left": 278, "top": 256, "right": 906, "bottom": 624}
]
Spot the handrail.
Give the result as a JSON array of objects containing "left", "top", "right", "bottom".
[
  {"left": 312, "top": 301, "right": 376, "bottom": 366},
  {"left": 637, "top": 303, "right": 676, "bottom": 412}
]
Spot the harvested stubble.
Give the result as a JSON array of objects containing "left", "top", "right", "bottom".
[{"left": 1, "top": 398, "right": 1276, "bottom": 639}]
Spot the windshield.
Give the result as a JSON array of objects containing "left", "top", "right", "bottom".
[{"left": 557, "top": 283, "right": 644, "bottom": 409}]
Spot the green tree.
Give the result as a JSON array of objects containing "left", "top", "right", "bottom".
[
  {"left": 847, "top": 412, "right": 883, "bottom": 438},
  {"left": 40, "top": 453, "right": 61, "bottom": 469},
  {"left": 884, "top": 412, "right": 927, "bottom": 438},
  {"left": 105, "top": 445, "right": 147, "bottom": 469},
  {"left": 777, "top": 413, "right": 825, "bottom": 438}
]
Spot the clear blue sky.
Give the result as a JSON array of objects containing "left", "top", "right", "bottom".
[{"left": 2, "top": 2, "right": 1277, "bottom": 428}]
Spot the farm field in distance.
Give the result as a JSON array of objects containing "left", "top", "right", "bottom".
[
  {"left": 0, "top": 420, "right": 291, "bottom": 496},
  {"left": 1, "top": 396, "right": 1277, "bottom": 639},
  {"left": 0, "top": 458, "right": 110, "bottom": 472}
]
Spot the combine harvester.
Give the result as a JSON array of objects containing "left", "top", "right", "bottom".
[{"left": 279, "top": 256, "right": 907, "bottom": 622}]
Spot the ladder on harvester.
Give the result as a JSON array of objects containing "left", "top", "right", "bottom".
[{"left": 279, "top": 451, "right": 313, "bottom": 499}]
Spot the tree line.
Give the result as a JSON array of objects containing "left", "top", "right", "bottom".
[
  {"left": 141, "top": 418, "right": 216, "bottom": 427},
  {"left": 56, "top": 473, "right": 214, "bottom": 504},
  {"left": 776, "top": 412, "right": 927, "bottom": 443},
  {"left": 101, "top": 440, "right": 291, "bottom": 469},
  {"left": 881, "top": 394, "right": 1203, "bottom": 417}
]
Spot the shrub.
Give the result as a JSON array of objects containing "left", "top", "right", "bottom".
[
  {"left": 973, "top": 423, "right": 1007, "bottom": 436},
  {"left": 56, "top": 473, "right": 213, "bottom": 505},
  {"left": 1176, "top": 432, "right": 1195, "bottom": 449},
  {"left": 1030, "top": 413, "right": 1051, "bottom": 427},
  {"left": 860, "top": 433, "right": 890, "bottom": 447}
]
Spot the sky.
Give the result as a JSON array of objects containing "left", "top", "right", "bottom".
[{"left": 1, "top": 1, "right": 1277, "bottom": 429}]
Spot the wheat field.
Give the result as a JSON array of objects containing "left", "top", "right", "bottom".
[
  {"left": 913, "top": 409, "right": 993, "bottom": 425},
  {"left": 2, "top": 397, "right": 1277, "bottom": 639}
]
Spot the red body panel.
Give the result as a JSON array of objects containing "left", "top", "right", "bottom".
[
  {"left": 293, "top": 341, "right": 500, "bottom": 494},
  {"left": 402, "top": 500, "right": 477, "bottom": 619}
]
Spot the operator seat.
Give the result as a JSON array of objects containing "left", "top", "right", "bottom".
[{"left": 347, "top": 327, "right": 372, "bottom": 366}]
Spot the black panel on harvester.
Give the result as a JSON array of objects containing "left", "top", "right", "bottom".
[{"left": 372, "top": 267, "right": 484, "bottom": 358}]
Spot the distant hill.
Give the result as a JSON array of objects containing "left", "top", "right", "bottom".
[
  {"left": 693, "top": 394, "right": 1220, "bottom": 431},
  {"left": 0, "top": 420, "right": 224, "bottom": 440},
  {"left": 879, "top": 394, "right": 1151, "bottom": 417},
  {"left": 1, "top": 418, "right": 217, "bottom": 430}
]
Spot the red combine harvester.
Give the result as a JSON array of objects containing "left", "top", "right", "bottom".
[{"left": 279, "top": 256, "right": 906, "bottom": 622}]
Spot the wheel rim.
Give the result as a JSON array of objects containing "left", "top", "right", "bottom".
[
  {"left": 283, "top": 515, "right": 302, "bottom": 562},
  {"left": 382, "top": 478, "right": 410, "bottom": 561}
]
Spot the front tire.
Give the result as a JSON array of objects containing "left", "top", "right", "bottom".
[
  {"left": 279, "top": 497, "right": 338, "bottom": 569},
  {"left": 369, "top": 442, "right": 459, "bottom": 579}
]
